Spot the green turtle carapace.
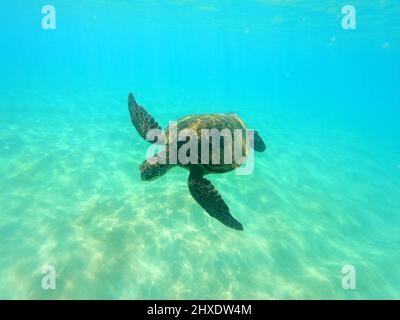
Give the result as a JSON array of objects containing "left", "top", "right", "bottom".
[{"left": 128, "top": 93, "right": 266, "bottom": 231}]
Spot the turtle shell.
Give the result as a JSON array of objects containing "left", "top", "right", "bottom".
[{"left": 164, "top": 113, "right": 250, "bottom": 173}]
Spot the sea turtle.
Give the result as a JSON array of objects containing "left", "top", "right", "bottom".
[{"left": 128, "top": 93, "right": 266, "bottom": 231}]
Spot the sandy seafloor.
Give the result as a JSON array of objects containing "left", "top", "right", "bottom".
[
  {"left": 1, "top": 87, "right": 399, "bottom": 299},
  {"left": 0, "top": 1, "right": 399, "bottom": 299}
]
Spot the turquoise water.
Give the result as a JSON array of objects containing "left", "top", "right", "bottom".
[{"left": 0, "top": 1, "right": 399, "bottom": 299}]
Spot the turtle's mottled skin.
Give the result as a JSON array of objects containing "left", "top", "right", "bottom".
[{"left": 128, "top": 93, "right": 266, "bottom": 231}]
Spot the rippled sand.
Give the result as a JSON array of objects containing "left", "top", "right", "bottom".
[{"left": 0, "top": 90, "right": 399, "bottom": 299}]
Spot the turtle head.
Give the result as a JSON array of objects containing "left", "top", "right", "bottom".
[{"left": 140, "top": 154, "right": 172, "bottom": 181}]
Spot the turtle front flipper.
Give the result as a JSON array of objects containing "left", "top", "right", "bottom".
[
  {"left": 188, "top": 171, "right": 244, "bottom": 231},
  {"left": 128, "top": 93, "right": 161, "bottom": 142}
]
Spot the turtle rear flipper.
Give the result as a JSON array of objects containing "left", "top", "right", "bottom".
[
  {"left": 128, "top": 93, "right": 161, "bottom": 142},
  {"left": 253, "top": 130, "right": 266, "bottom": 152},
  {"left": 188, "top": 172, "right": 244, "bottom": 231}
]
